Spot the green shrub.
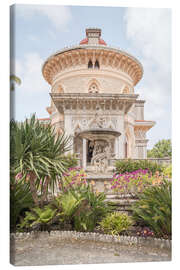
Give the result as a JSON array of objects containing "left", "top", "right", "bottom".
[
  {"left": 57, "top": 191, "right": 83, "bottom": 227},
  {"left": 131, "top": 179, "right": 172, "bottom": 238},
  {"left": 99, "top": 212, "right": 133, "bottom": 235},
  {"left": 10, "top": 175, "right": 34, "bottom": 231},
  {"left": 18, "top": 205, "right": 59, "bottom": 231},
  {"left": 115, "top": 159, "right": 164, "bottom": 175},
  {"left": 56, "top": 183, "right": 111, "bottom": 232},
  {"left": 73, "top": 187, "right": 110, "bottom": 232}
]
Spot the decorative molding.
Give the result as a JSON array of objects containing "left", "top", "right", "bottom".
[
  {"left": 51, "top": 93, "right": 138, "bottom": 115},
  {"left": 42, "top": 47, "right": 143, "bottom": 86}
]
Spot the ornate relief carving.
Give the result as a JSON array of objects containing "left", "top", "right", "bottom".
[
  {"left": 91, "top": 140, "right": 114, "bottom": 173},
  {"left": 134, "top": 128, "right": 146, "bottom": 139},
  {"left": 72, "top": 113, "right": 117, "bottom": 134}
]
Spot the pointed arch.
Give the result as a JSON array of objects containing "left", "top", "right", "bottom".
[
  {"left": 88, "top": 79, "right": 100, "bottom": 93},
  {"left": 94, "top": 59, "right": 100, "bottom": 69},
  {"left": 88, "top": 59, "right": 93, "bottom": 69}
]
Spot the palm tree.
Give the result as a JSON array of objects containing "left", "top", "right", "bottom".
[
  {"left": 10, "top": 115, "right": 72, "bottom": 207},
  {"left": 10, "top": 75, "right": 21, "bottom": 91}
]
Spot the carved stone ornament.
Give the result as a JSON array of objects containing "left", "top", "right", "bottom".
[{"left": 91, "top": 140, "right": 114, "bottom": 173}]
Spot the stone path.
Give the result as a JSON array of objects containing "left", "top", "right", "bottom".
[{"left": 11, "top": 237, "right": 171, "bottom": 266}]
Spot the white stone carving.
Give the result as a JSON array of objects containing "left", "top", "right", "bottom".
[{"left": 91, "top": 140, "right": 114, "bottom": 173}]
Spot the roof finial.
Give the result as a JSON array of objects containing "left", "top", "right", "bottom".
[
  {"left": 79, "top": 28, "right": 106, "bottom": 46},
  {"left": 86, "top": 28, "right": 101, "bottom": 45}
]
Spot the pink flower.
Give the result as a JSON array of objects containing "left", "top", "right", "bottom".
[{"left": 15, "top": 173, "right": 23, "bottom": 181}]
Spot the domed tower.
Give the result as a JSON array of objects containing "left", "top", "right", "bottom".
[{"left": 42, "top": 28, "right": 155, "bottom": 168}]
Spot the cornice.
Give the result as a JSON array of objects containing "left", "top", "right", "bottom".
[
  {"left": 42, "top": 45, "right": 143, "bottom": 86},
  {"left": 134, "top": 120, "right": 156, "bottom": 131},
  {"left": 50, "top": 93, "right": 139, "bottom": 115}
]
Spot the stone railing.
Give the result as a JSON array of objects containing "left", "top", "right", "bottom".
[{"left": 109, "top": 158, "right": 171, "bottom": 166}]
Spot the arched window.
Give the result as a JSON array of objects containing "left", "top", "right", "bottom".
[
  {"left": 94, "top": 60, "right": 100, "bottom": 69},
  {"left": 88, "top": 60, "right": 93, "bottom": 69}
]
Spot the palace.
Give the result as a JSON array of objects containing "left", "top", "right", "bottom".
[{"left": 42, "top": 28, "right": 155, "bottom": 171}]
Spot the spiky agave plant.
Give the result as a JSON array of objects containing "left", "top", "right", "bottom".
[
  {"left": 131, "top": 179, "right": 172, "bottom": 238},
  {"left": 10, "top": 115, "right": 72, "bottom": 206}
]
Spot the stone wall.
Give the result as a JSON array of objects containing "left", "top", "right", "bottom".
[{"left": 52, "top": 69, "right": 133, "bottom": 94}]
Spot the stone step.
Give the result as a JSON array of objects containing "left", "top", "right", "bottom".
[{"left": 105, "top": 199, "right": 137, "bottom": 205}]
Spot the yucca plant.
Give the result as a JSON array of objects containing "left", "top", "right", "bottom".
[
  {"left": 10, "top": 75, "right": 21, "bottom": 91},
  {"left": 10, "top": 115, "right": 72, "bottom": 206},
  {"left": 131, "top": 179, "right": 172, "bottom": 238}
]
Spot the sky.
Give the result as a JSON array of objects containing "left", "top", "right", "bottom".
[{"left": 11, "top": 4, "right": 172, "bottom": 149}]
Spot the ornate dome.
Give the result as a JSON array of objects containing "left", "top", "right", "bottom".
[{"left": 42, "top": 28, "right": 143, "bottom": 87}]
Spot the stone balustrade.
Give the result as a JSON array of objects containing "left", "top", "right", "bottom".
[{"left": 109, "top": 158, "right": 171, "bottom": 166}]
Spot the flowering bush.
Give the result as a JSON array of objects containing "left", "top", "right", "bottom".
[
  {"left": 136, "top": 227, "right": 154, "bottom": 237},
  {"left": 110, "top": 169, "right": 164, "bottom": 195},
  {"left": 60, "top": 167, "right": 87, "bottom": 192},
  {"left": 110, "top": 169, "right": 152, "bottom": 195}
]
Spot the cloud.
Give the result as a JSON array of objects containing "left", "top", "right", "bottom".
[
  {"left": 16, "top": 4, "right": 72, "bottom": 30},
  {"left": 124, "top": 8, "right": 172, "bottom": 146},
  {"left": 124, "top": 8, "right": 171, "bottom": 74},
  {"left": 13, "top": 52, "right": 50, "bottom": 121},
  {"left": 124, "top": 8, "right": 171, "bottom": 106},
  {"left": 15, "top": 52, "right": 49, "bottom": 93}
]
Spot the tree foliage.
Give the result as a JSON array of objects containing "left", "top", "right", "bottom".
[
  {"left": 10, "top": 75, "right": 21, "bottom": 91},
  {"left": 147, "top": 139, "right": 172, "bottom": 158}
]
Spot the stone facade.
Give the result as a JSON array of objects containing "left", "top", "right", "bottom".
[{"left": 42, "top": 28, "right": 155, "bottom": 169}]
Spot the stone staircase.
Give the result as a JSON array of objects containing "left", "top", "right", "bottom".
[
  {"left": 105, "top": 194, "right": 138, "bottom": 215},
  {"left": 86, "top": 171, "right": 137, "bottom": 215}
]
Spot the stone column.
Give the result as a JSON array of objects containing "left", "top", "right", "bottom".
[
  {"left": 115, "top": 138, "right": 119, "bottom": 159},
  {"left": 135, "top": 139, "right": 149, "bottom": 159},
  {"left": 116, "top": 114, "right": 125, "bottom": 159},
  {"left": 83, "top": 138, "right": 87, "bottom": 169},
  {"left": 64, "top": 113, "right": 74, "bottom": 155},
  {"left": 70, "top": 135, "right": 74, "bottom": 155}
]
